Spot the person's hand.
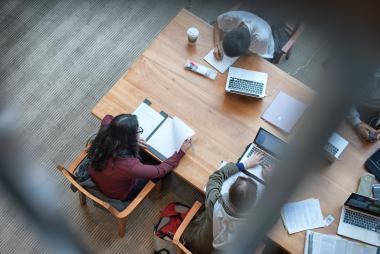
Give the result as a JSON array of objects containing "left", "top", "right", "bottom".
[
  {"left": 180, "top": 138, "right": 192, "bottom": 153},
  {"left": 213, "top": 44, "right": 224, "bottom": 61},
  {"left": 262, "top": 164, "right": 273, "bottom": 182},
  {"left": 138, "top": 138, "right": 148, "bottom": 149},
  {"left": 356, "top": 122, "right": 377, "bottom": 142},
  {"left": 244, "top": 152, "right": 263, "bottom": 169}
]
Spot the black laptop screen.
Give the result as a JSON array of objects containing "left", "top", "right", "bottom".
[
  {"left": 345, "top": 193, "right": 380, "bottom": 216},
  {"left": 254, "top": 128, "right": 287, "bottom": 158}
]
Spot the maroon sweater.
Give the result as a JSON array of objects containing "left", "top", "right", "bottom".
[{"left": 89, "top": 115, "right": 185, "bottom": 200}]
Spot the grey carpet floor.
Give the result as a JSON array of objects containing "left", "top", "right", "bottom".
[{"left": 0, "top": 0, "right": 325, "bottom": 253}]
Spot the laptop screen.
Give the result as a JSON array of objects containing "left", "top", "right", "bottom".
[
  {"left": 254, "top": 128, "right": 287, "bottom": 158},
  {"left": 345, "top": 193, "right": 380, "bottom": 217}
]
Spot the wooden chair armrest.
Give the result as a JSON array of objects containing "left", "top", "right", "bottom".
[
  {"left": 117, "top": 180, "right": 156, "bottom": 218},
  {"left": 281, "top": 23, "right": 305, "bottom": 53},
  {"left": 66, "top": 148, "right": 89, "bottom": 174},
  {"left": 173, "top": 201, "right": 202, "bottom": 243},
  {"left": 177, "top": 242, "right": 193, "bottom": 254},
  {"left": 58, "top": 167, "right": 112, "bottom": 211}
]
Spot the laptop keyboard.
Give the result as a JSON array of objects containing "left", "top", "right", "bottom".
[
  {"left": 343, "top": 209, "right": 380, "bottom": 232},
  {"left": 247, "top": 146, "right": 275, "bottom": 167},
  {"left": 228, "top": 77, "right": 264, "bottom": 96},
  {"left": 324, "top": 142, "right": 339, "bottom": 156}
]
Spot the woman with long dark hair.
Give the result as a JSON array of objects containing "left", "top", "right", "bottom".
[{"left": 88, "top": 114, "right": 192, "bottom": 201}]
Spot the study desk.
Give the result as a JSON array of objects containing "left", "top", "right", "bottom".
[{"left": 92, "top": 9, "right": 379, "bottom": 253}]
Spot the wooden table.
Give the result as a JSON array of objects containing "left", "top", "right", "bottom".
[{"left": 92, "top": 9, "right": 379, "bottom": 253}]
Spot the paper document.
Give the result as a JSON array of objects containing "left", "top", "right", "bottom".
[
  {"left": 133, "top": 102, "right": 165, "bottom": 140},
  {"left": 304, "top": 231, "right": 378, "bottom": 254},
  {"left": 203, "top": 49, "right": 238, "bottom": 73},
  {"left": 281, "top": 199, "right": 325, "bottom": 234},
  {"left": 147, "top": 117, "right": 195, "bottom": 159}
]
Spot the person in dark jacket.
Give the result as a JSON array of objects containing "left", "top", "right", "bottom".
[{"left": 88, "top": 114, "right": 192, "bottom": 201}]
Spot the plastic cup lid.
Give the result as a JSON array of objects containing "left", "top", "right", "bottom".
[{"left": 187, "top": 27, "right": 199, "bottom": 37}]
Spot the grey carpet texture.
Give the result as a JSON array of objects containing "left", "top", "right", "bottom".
[{"left": 0, "top": 0, "right": 324, "bottom": 253}]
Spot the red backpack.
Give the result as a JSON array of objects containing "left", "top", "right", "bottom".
[{"left": 154, "top": 202, "right": 190, "bottom": 254}]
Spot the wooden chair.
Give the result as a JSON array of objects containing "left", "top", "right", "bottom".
[
  {"left": 171, "top": 201, "right": 269, "bottom": 254},
  {"left": 171, "top": 201, "right": 202, "bottom": 254},
  {"left": 272, "top": 22, "right": 306, "bottom": 64},
  {"left": 57, "top": 148, "right": 156, "bottom": 237}
]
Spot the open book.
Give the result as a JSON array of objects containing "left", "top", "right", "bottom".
[
  {"left": 304, "top": 231, "right": 378, "bottom": 254},
  {"left": 133, "top": 99, "right": 195, "bottom": 161}
]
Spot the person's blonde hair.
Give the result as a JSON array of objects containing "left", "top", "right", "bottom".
[{"left": 229, "top": 176, "right": 258, "bottom": 211}]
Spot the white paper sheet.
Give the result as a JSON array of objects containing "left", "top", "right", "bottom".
[
  {"left": 281, "top": 199, "right": 325, "bottom": 234},
  {"left": 146, "top": 117, "right": 195, "bottom": 159},
  {"left": 304, "top": 231, "right": 378, "bottom": 254},
  {"left": 173, "top": 116, "right": 195, "bottom": 152},
  {"left": 147, "top": 118, "right": 176, "bottom": 159},
  {"left": 133, "top": 102, "right": 165, "bottom": 140},
  {"left": 203, "top": 49, "right": 238, "bottom": 73}
]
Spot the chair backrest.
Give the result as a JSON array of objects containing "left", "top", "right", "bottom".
[
  {"left": 172, "top": 201, "right": 202, "bottom": 254},
  {"left": 281, "top": 22, "right": 305, "bottom": 53},
  {"left": 57, "top": 165, "right": 120, "bottom": 216}
]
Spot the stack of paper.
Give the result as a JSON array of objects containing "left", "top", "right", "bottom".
[
  {"left": 304, "top": 231, "right": 378, "bottom": 254},
  {"left": 281, "top": 199, "right": 325, "bottom": 234}
]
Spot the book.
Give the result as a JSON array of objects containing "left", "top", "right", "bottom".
[
  {"left": 133, "top": 100, "right": 195, "bottom": 161},
  {"left": 281, "top": 198, "right": 325, "bottom": 234},
  {"left": 304, "top": 230, "right": 378, "bottom": 254}
]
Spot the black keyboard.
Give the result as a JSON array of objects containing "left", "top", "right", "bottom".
[
  {"left": 324, "top": 142, "right": 339, "bottom": 156},
  {"left": 343, "top": 209, "right": 380, "bottom": 232},
  {"left": 246, "top": 146, "right": 275, "bottom": 167},
  {"left": 228, "top": 77, "right": 264, "bottom": 96}
]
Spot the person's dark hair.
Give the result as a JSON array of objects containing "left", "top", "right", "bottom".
[
  {"left": 222, "top": 27, "right": 251, "bottom": 57},
  {"left": 88, "top": 114, "right": 139, "bottom": 171},
  {"left": 229, "top": 176, "right": 258, "bottom": 212}
]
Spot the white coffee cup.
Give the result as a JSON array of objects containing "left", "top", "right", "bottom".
[{"left": 187, "top": 27, "right": 199, "bottom": 46}]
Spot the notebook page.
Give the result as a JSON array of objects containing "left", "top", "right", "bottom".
[
  {"left": 146, "top": 118, "right": 176, "bottom": 159},
  {"left": 172, "top": 117, "right": 195, "bottom": 152},
  {"left": 133, "top": 102, "right": 165, "bottom": 140},
  {"left": 203, "top": 49, "right": 238, "bottom": 73}
]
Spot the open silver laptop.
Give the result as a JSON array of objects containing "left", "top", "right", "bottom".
[
  {"left": 337, "top": 193, "right": 380, "bottom": 246},
  {"left": 239, "top": 128, "right": 287, "bottom": 180},
  {"left": 225, "top": 67, "right": 268, "bottom": 98}
]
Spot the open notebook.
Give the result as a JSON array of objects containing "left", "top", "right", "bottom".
[{"left": 133, "top": 99, "right": 195, "bottom": 161}]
